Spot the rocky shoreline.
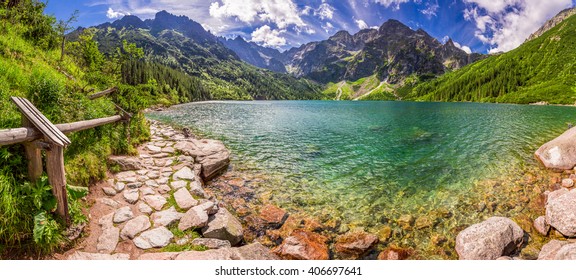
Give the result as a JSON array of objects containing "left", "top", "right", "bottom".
[
  {"left": 59, "top": 120, "right": 576, "bottom": 260},
  {"left": 454, "top": 126, "right": 576, "bottom": 260}
]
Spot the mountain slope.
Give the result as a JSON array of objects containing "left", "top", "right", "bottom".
[
  {"left": 527, "top": 7, "right": 576, "bottom": 41},
  {"left": 406, "top": 11, "right": 576, "bottom": 104},
  {"left": 219, "top": 36, "right": 286, "bottom": 73},
  {"left": 81, "top": 11, "right": 321, "bottom": 100}
]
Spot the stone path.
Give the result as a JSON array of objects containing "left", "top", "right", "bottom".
[{"left": 64, "top": 120, "right": 277, "bottom": 260}]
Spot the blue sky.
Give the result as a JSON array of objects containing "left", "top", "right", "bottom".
[{"left": 45, "top": 0, "right": 576, "bottom": 54}]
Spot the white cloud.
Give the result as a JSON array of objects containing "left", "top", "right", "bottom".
[
  {"left": 322, "top": 22, "right": 335, "bottom": 33},
  {"left": 463, "top": 0, "right": 573, "bottom": 53},
  {"left": 250, "top": 25, "right": 287, "bottom": 47},
  {"left": 420, "top": 2, "right": 439, "bottom": 17},
  {"left": 355, "top": 19, "right": 369, "bottom": 29},
  {"left": 315, "top": 2, "right": 335, "bottom": 20},
  {"left": 106, "top": 7, "right": 129, "bottom": 19},
  {"left": 301, "top": 6, "right": 313, "bottom": 15},
  {"left": 373, "top": 0, "right": 410, "bottom": 10},
  {"left": 453, "top": 41, "right": 473, "bottom": 54},
  {"left": 209, "top": 0, "right": 305, "bottom": 29}
]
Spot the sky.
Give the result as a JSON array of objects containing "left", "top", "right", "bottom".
[{"left": 45, "top": 0, "right": 576, "bottom": 54}]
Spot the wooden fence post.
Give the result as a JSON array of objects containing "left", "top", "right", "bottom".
[
  {"left": 45, "top": 144, "right": 69, "bottom": 224},
  {"left": 21, "top": 116, "right": 43, "bottom": 183}
]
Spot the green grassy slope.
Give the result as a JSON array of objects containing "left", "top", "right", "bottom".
[{"left": 405, "top": 14, "right": 576, "bottom": 104}]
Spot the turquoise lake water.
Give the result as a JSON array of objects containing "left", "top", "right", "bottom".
[{"left": 149, "top": 101, "right": 576, "bottom": 257}]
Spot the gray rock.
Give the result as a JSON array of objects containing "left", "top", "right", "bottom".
[
  {"left": 546, "top": 188, "right": 569, "bottom": 204},
  {"left": 162, "top": 147, "right": 175, "bottom": 154},
  {"left": 534, "top": 216, "right": 550, "bottom": 236},
  {"left": 102, "top": 187, "right": 117, "bottom": 196},
  {"left": 68, "top": 252, "right": 129, "bottom": 260},
  {"left": 126, "top": 182, "right": 143, "bottom": 189},
  {"left": 120, "top": 215, "right": 151, "bottom": 240},
  {"left": 174, "top": 188, "right": 198, "bottom": 210},
  {"left": 136, "top": 170, "right": 148, "bottom": 175},
  {"left": 175, "top": 139, "right": 230, "bottom": 180},
  {"left": 145, "top": 180, "right": 159, "bottom": 188},
  {"left": 99, "top": 213, "right": 114, "bottom": 229},
  {"left": 113, "top": 206, "right": 134, "bottom": 223},
  {"left": 157, "top": 185, "right": 171, "bottom": 195},
  {"left": 137, "top": 252, "right": 179, "bottom": 260},
  {"left": 173, "top": 166, "right": 196, "bottom": 181},
  {"left": 171, "top": 180, "right": 188, "bottom": 190},
  {"left": 190, "top": 238, "right": 231, "bottom": 249},
  {"left": 108, "top": 156, "right": 143, "bottom": 171},
  {"left": 546, "top": 190, "right": 576, "bottom": 236},
  {"left": 133, "top": 227, "right": 174, "bottom": 249},
  {"left": 116, "top": 171, "right": 136, "bottom": 181},
  {"left": 176, "top": 237, "right": 190, "bottom": 246},
  {"left": 147, "top": 145, "right": 162, "bottom": 154},
  {"left": 147, "top": 171, "right": 160, "bottom": 179},
  {"left": 178, "top": 155, "right": 194, "bottom": 162},
  {"left": 138, "top": 202, "right": 153, "bottom": 215},
  {"left": 455, "top": 217, "right": 524, "bottom": 260},
  {"left": 233, "top": 243, "right": 280, "bottom": 260},
  {"left": 201, "top": 208, "right": 243, "bottom": 245},
  {"left": 139, "top": 187, "right": 155, "bottom": 196},
  {"left": 555, "top": 243, "right": 576, "bottom": 260},
  {"left": 535, "top": 126, "right": 576, "bottom": 170},
  {"left": 151, "top": 206, "right": 183, "bottom": 227},
  {"left": 538, "top": 240, "right": 570, "bottom": 260},
  {"left": 198, "top": 201, "right": 218, "bottom": 215},
  {"left": 157, "top": 177, "right": 169, "bottom": 185},
  {"left": 179, "top": 205, "right": 209, "bottom": 231},
  {"left": 190, "top": 180, "right": 208, "bottom": 198},
  {"left": 99, "top": 198, "right": 120, "bottom": 209},
  {"left": 114, "top": 182, "right": 125, "bottom": 192},
  {"left": 97, "top": 226, "right": 119, "bottom": 253},
  {"left": 142, "top": 195, "right": 167, "bottom": 211}
]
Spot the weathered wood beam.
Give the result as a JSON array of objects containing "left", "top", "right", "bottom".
[
  {"left": 22, "top": 117, "right": 42, "bottom": 183},
  {"left": 89, "top": 87, "right": 118, "bottom": 100},
  {"left": 45, "top": 144, "right": 70, "bottom": 224},
  {"left": 0, "top": 115, "right": 123, "bottom": 146}
]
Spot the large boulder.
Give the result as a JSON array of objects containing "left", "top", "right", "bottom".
[
  {"left": 273, "top": 230, "right": 329, "bottom": 260},
  {"left": 455, "top": 217, "right": 525, "bottom": 260},
  {"left": 175, "top": 139, "right": 230, "bottom": 180},
  {"left": 201, "top": 208, "right": 243, "bottom": 245},
  {"left": 538, "top": 240, "right": 576, "bottom": 260},
  {"left": 545, "top": 189, "right": 576, "bottom": 237},
  {"left": 335, "top": 230, "right": 379, "bottom": 259},
  {"left": 535, "top": 126, "right": 576, "bottom": 170}
]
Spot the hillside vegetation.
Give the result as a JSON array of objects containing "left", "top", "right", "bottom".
[{"left": 405, "top": 13, "right": 576, "bottom": 104}]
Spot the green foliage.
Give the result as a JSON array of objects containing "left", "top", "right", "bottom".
[{"left": 407, "top": 14, "right": 576, "bottom": 104}]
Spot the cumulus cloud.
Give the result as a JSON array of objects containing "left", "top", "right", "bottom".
[
  {"left": 106, "top": 7, "right": 129, "bottom": 19},
  {"left": 355, "top": 19, "right": 369, "bottom": 29},
  {"left": 453, "top": 41, "right": 473, "bottom": 54},
  {"left": 373, "top": 0, "right": 410, "bottom": 10},
  {"left": 463, "top": 0, "right": 573, "bottom": 53},
  {"left": 315, "top": 2, "right": 336, "bottom": 20},
  {"left": 420, "top": 1, "right": 439, "bottom": 17},
  {"left": 250, "top": 25, "right": 287, "bottom": 47},
  {"left": 209, "top": 0, "right": 305, "bottom": 29}
]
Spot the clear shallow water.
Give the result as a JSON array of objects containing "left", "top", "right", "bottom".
[{"left": 149, "top": 101, "right": 576, "bottom": 258}]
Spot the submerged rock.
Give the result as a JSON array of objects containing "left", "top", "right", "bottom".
[
  {"left": 377, "top": 246, "right": 411, "bottom": 260},
  {"left": 273, "top": 230, "right": 329, "bottom": 260},
  {"left": 533, "top": 216, "right": 550, "bottom": 236},
  {"left": 259, "top": 204, "right": 288, "bottom": 228},
  {"left": 535, "top": 126, "right": 576, "bottom": 170},
  {"left": 455, "top": 217, "right": 524, "bottom": 260},
  {"left": 335, "top": 230, "right": 379, "bottom": 259}
]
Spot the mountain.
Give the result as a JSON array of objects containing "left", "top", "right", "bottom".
[
  {"left": 227, "top": 20, "right": 482, "bottom": 87},
  {"left": 219, "top": 36, "right": 286, "bottom": 73},
  {"left": 79, "top": 11, "right": 321, "bottom": 100},
  {"left": 527, "top": 7, "right": 576, "bottom": 41},
  {"left": 406, "top": 10, "right": 576, "bottom": 104}
]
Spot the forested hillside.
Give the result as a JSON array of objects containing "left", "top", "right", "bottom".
[{"left": 406, "top": 12, "right": 576, "bottom": 104}]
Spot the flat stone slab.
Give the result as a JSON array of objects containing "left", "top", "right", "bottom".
[
  {"left": 123, "top": 189, "right": 139, "bottom": 204},
  {"left": 137, "top": 252, "right": 179, "bottom": 260},
  {"left": 179, "top": 205, "right": 209, "bottom": 231},
  {"left": 170, "top": 180, "right": 188, "bottom": 190},
  {"left": 191, "top": 238, "right": 231, "bottom": 249},
  {"left": 142, "top": 195, "right": 167, "bottom": 211},
  {"left": 174, "top": 188, "right": 198, "bottom": 210},
  {"left": 120, "top": 215, "right": 151, "bottom": 240},
  {"left": 97, "top": 226, "right": 119, "bottom": 254},
  {"left": 173, "top": 166, "right": 196, "bottom": 181},
  {"left": 133, "top": 227, "right": 174, "bottom": 249},
  {"left": 138, "top": 202, "right": 153, "bottom": 215},
  {"left": 102, "top": 187, "right": 117, "bottom": 196},
  {"left": 151, "top": 207, "right": 183, "bottom": 227},
  {"left": 68, "top": 252, "right": 129, "bottom": 260},
  {"left": 113, "top": 206, "right": 134, "bottom": 223},
  {"left": 175, "top": 248, "right": 234, "bottom": 260}
]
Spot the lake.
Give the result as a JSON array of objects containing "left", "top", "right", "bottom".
[{"left": 148, "top": 101, "right": 576, "bottom": 259}]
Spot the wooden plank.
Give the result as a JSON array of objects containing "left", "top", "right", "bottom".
[
  {"left": 22, "top": 117, "right": 42, "bottom": 182},
  {"left": 0, "top": 115, "right": 123, "bottom": 146},
  {"left": 45, "top": 144, "right": 69, "bottom": 224},
  {"left": 89, "top": 87, "right": 118, "bottom": 100},
  {"left": 10, "top": 97, "right": 71, "bottom": 146}
]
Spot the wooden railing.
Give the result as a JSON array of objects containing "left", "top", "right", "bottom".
[{"left": 0, "top": 95, "right": 130, "bottom": 224}]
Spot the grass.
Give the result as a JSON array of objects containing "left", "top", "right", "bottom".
[{"left": 163, "top": 224, "right": 207, "bottom": 252}]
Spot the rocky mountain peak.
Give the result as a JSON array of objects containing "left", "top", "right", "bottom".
[{"left": 527, "top": 7, "right": 576, "bottom": 41}]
